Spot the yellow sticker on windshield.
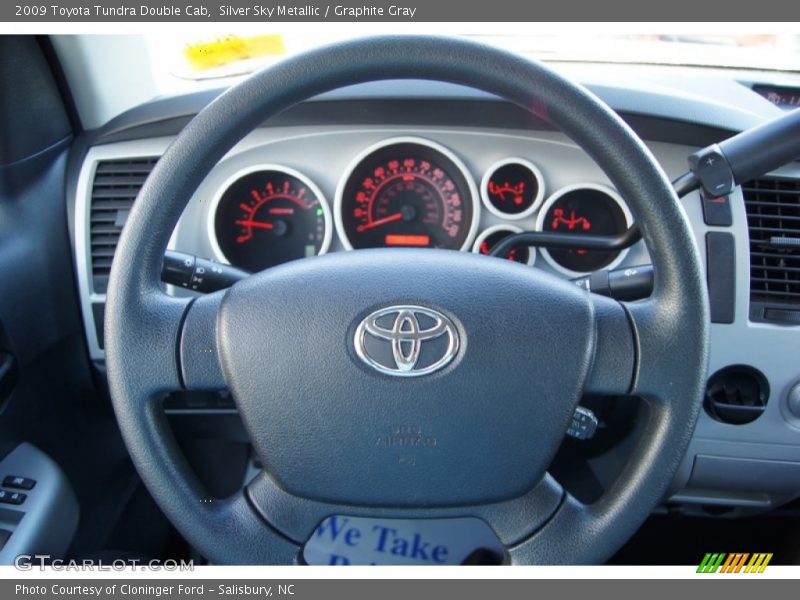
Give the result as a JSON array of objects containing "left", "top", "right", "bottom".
[{"left": 184, "top": 35, "right": 285, "bottom": 71}]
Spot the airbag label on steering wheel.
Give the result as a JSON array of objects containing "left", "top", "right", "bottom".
[{"left": 302, "top": 516, "right": 504, "bottom": 565}]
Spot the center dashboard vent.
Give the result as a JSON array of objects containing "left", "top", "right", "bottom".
[
  {"left": 89, "top": 157, "right": 158, "bottom": 293},
  {"left": 743, "top": 177, "right": 800, "bottom": 324}
]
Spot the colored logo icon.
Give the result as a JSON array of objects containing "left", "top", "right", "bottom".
[{"left": 697, "top": 552, "right": 773, "bottom": 573}]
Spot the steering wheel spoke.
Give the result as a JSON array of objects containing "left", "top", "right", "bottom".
[
  {"left": 137, "top": 400, "right": 300, "bottom": 563},
  {"left": 204, "top": 488, "right": 301, "bottom": 564},
  {"left": 247, "top": 469, "right": 565, "bottom": 563},
  {"left": 104, "top": 289, "right": 191, "bottom": 398},
  {"left": 507, "top": 491, "right": 617, "bottom": 564},
  {"left": 624, "top": 298, "right": 706, "bottom": 404},
  {"left": 178, "top": 291, "right": 227, "bottom": 391},
  {"left": 584, "top": 294, "right": 636, "bottom": 397},
  {"left": 509, "top": 381, "right": 696, "bottom": 565}
]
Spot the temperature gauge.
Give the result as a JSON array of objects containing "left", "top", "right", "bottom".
[
  {"left": 536, "top": 184, "right": 632, "bottom": 276},
  {"left": 481, "top": 158, "right": 545, "bottom": 219},
  {"left": 211, "top": 166, "right": 332, "bottom": 272}
]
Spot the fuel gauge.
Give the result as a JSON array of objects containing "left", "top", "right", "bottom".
[
  {"left": 472, "top": 225, "right": 535, "bottom": 265},
  {"left": 481, "top": 158, "right": 545, "bottom": 219}
]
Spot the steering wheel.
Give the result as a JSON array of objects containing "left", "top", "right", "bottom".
[{"left": 105, "top": 35, "right": 709, "bottom": 564}]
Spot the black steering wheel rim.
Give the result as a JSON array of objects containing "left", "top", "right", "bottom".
[{"left": 105, "top": 35, "right": 709, "bottom": 564}]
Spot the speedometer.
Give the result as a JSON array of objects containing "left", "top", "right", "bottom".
[{"left": 335, "top": 138, "right": 479, "bottom": 251}]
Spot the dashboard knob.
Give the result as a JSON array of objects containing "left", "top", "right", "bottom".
[{"left": 788, "top": 382, "right": 800, "bottom": 418}]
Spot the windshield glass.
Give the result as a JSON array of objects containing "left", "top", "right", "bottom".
[
  {"left": 50, "top": 29, "right": 800, "bottom": 129},
  {"left": 153, "top": 32, "right": 800, "bottom": 82}
]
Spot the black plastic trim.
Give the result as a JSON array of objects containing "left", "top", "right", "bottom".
[
  {"left": 706, "top": 232, "right": 737, "bottom": 324},
  {"left": 90, "top": 97, "right": 739, "bottom": 149}
]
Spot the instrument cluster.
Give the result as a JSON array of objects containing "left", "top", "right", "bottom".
[{"left": 209, "top": 136, "right": 633, "bottom": 277}]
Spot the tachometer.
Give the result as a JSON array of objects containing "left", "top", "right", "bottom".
[
  {"left": 335, "top": 138, "right": 478, "bottom": 251},
  {"left": 210, "top": 165, "right": 332, "bottom": 272}
]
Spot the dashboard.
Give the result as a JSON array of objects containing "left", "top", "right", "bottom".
[
  {"left": 173, "top": 131, "right": 636, "bottom": 271},
  {"left": 78, "top": 126, "right": 654, "bottom": 296},
  {"left": 70, "top": 71, "right": 800, "bottom": 514},
  {"left": 204, "top": 134, "right": 633, "bottom": 276}
]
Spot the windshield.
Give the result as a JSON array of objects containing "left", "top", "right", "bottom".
[
  {"left": 50, "top": 30, "right": 800, "bottom": 129},
  {"left": 156, "top": 32, "right": 800, "bottom": 81}
]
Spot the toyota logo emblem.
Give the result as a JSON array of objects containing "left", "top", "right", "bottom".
[{"left": 354, "top": 306, "right": 459, "bottom": 377}]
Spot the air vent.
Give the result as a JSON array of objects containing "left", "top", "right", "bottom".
[
  {"left": 704, "top": 365, "right": 769, "bottom": 425},
  {"left": 89, "top": 157, "right": 158, "bottom": 293},
  {"left": 742, "top": 177, "right": 800, "bottom": 323}
]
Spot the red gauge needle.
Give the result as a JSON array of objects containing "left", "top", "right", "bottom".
[
  {"left": 356, "top": 212, "right": 403, "bottom": 232},
  {"left": 235, "top": 220, "right": 274, "bottom": 230}
]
